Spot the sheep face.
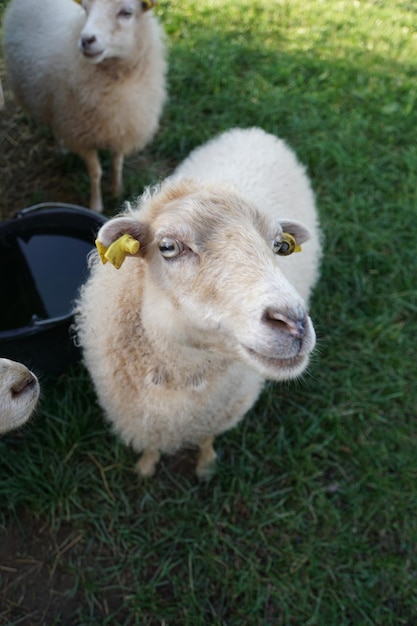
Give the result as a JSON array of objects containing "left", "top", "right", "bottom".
[
  {"left": 97, "top": 181, "right": 317, "bottom": 382},
  {"left": 0, "top": 359, "right": 40, "bottom": 434},
  {"left": 78, "top": 0, "right": 151, "bottom": 62}
]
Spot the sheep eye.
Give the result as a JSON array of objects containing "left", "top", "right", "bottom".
[
  {"left": 273, "top": 233, "right": 297, "bottom": 256},
  {"left": 159, "top": 238, "right": 183, "bottom": 258},
  {"left": 118, "top": 8, "right": 133, "bottom": 18}
]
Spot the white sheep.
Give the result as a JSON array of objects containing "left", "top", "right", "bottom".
[
  {"left": 75, "top": 127, "right": 322, "bottom": 477},
  {"left": 2, "top": 0, "right": 167, "bottom": 213},
  {"left": 0, "top": 358, "right": 40, "bottom": 434}
]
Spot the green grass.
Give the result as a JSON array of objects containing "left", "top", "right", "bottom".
[{"left": 1, "top": 0, "right": 417, "bottom": 623}]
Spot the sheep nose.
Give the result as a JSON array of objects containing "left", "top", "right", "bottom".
[
  {"left": 11, "top": 371, "right": 37, "bottom": 397},
  {"left": 81, "top": 34, "right": 97, "bottom": 51},
  {"left": 263, "top": 309, "right": 306, "bottom": 340}
]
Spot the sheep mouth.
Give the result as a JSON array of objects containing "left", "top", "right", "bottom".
[
  {"left": 82, "top": 49, "right": 105, "bottom": 61},
  {"left": 242, "top": 346, "right": 308, "bottom": 376}
]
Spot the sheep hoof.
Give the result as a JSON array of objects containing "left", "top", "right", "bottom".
[
  {"left": 195, "top": 459, "right": 217, "bottom": 481},
  {"left": 196, "top": 435, "right": 217, "bottom": 480},
  {"left": 135, "top": 449, "right": 160, "bottom": 478}
]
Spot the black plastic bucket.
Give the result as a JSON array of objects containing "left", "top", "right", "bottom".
[{"left": 0, "top": 203, "right": 106, "bottom": 376}]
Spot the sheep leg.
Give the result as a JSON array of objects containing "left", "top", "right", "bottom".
[
  {"left": 196, "top": 435, "right": 217, "bottom": 479},
  {"left": 136, "top": 448, "right": 161, "bottom": 478},
  {"left": 111, "top": 152, "right": 124, "bottom": 198},
  {"left": 81, "top": 149, "right": 103, "bottom": 213}
]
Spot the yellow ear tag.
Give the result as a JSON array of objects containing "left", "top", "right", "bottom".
[
  {"left": 73, "top": 0, "right": 82, "bottom": 4},
  {"left": 95, "top": 234, "right": 140, "bottom": 269},
  {"left": 286, "top": 233, "right": 302, "bottom": 253},
  {"left": 95, "top": 239, "right": 108, "bottom": 264},
  {"left": 141, "top": 0, "right": 156, "bottom": 10},
  {"left": 279, "top": 233, "right": 302, "bottom": 256}
]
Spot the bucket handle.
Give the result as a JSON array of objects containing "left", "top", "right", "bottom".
[{"left": 15, "top": 202, "right": 93, "bottom": 219}]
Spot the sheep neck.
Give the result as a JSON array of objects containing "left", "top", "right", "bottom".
[{"left": 95, "top": 53, "right": 147, "bottom": 82}]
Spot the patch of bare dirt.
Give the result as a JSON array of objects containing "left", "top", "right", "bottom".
[
  {"left": 0, "top": 67, "right": 91, "bottom": 222},
  {"left": 0, "top": 517, "right": 86, "bottom": 624},
  {"left": 0, "top": 513, "right": 142, "bottom": 624}
]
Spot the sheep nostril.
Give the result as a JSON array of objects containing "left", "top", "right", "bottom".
[
  {"left": 11, "top": 373, "right": 37, "bottom": 398},
  {"left": 263, "top": 309, "right": 306, "bottom": 340},
  {"left": 81, "top": 35, "right": 97, "bottom": 50}
]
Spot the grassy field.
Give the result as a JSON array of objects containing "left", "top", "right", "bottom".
[{"left": 1, "top": 0, "right": 417, "bottom": 623}]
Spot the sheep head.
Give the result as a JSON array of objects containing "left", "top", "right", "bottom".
[
  {"left": 78, "top": 0, "right": 155, "bottom": 63},
  {"left": 93, "top": 180, "right": 316, "bottom": 381}
]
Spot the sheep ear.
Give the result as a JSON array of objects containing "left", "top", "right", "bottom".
[
  {"left": 95, "top": 217, "right": 149, "bottom": 269},
  {"left": 96, "top": 217, "right": 148, "bottom": 248},
  {"left": 278, "top": 220, "right": 311, "bottom": 245}
]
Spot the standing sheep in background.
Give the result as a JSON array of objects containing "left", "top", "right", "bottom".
[
  {"left": 75, "top": 127, "right": 322, "bottom": 478},
  {"left": 2, "top": 0, "right": 167, "bottom": 213},
  {"left": 0, "top": 359, "right": 40, "bottom": 435}
]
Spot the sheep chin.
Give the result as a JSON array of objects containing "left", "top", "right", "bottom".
[{"left": 239, "top": 346, "right": 310, "bottom": 382}]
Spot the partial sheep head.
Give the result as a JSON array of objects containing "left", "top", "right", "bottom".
[
  {"left": 78, "top": 0, "right": 155, "bottom": 63},
  {"left": 0, "top": 359, "right": 40, "bottom": 434}
]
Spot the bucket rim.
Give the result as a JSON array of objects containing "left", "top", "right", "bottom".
[{"left": 13, "top": 202, "right": 101, "bottom": 220}]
